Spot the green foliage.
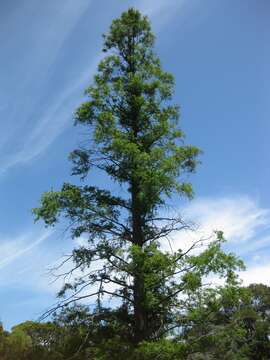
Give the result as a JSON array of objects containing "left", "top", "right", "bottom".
[
  {"left": 182, "top": 284, "right": 270, "bottom": 359},
  {"left": 1, "top": 286, "right": 270, "bottom": 359},
  {"left": 32, "top": 6, "right": 250, "bottom": 356},
  {"left": 134, "top": 339, "right": 187, "bottom": 360}
]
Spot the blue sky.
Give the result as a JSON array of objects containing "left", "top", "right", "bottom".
[{"left": 0, "top": 0, "right": 269, "bottom": 329}]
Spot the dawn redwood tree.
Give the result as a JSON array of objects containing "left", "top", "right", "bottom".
[{"left": 34, "top": 8, "right": 243, "bottom": 346}]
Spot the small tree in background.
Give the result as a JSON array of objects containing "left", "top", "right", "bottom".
[{"left": 34, "top": 8, "right": 244, "bottom": 352}]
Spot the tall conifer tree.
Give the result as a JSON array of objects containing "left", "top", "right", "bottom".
[{"left": 34, "top": 8, "right": 243, "bottom": 346}]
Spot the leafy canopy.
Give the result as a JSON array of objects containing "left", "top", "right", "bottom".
[{"left": 33, "top": 8, "right": 244, "bottom": 347}]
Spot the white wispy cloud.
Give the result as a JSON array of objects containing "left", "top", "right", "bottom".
[
  {"left": 0, "top": 227, "right": 67, "bottom": 294},
  {"left": 0, "top": 230, "right": 52, "bottom": 270},
  {"left": 181, "top": 195, "right": 269, "bottom": 244},
  {"left": 167, "top": 195, "right": 270, "bottom": 285},
  {"left": 0, "top": 0, "right": 95, "bottom": 174},
  {"left": 0, "top": 0, "right": 194, "bottom": 174},
  {"left": 0, "top": 55, "right": 101, "bottom": 174},
  {"left": 139, "top": 0, "right": 188, "bottom": 19},
  {"left": 138, "top": 0, "right": 201, "bottom": 31},
  {"left": 241, "top": 263, "right": 270, "bottom": 286}
]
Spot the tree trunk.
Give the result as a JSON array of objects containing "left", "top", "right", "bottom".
[
  {"left": 131, "top": 181, "right": 148, "bottom": 343},
  {"left": 133, "top": 273, "right": 147, "bottom": 343}
]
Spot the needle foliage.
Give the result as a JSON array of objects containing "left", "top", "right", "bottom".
[{"left": 33, "top": 8, "right": 244, "bottom": 355}]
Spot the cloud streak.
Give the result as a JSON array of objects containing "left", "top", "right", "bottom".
[
  {"left": 139, "top": 0, "right": 188, "bottom": 19},
  {"left": 181, "top": 195, "right": 269, "bottom": 244},
  {"left": 0, "top": 229, "right": 52, "bottom": 270},
  {"left": 0, "top": 55, "right": 101, "bottom": 174},
  {"left": 167, "top": 195, "right": 270, "bottom": 285},
  {"left": 0, "top": 0, "right": 192, "bottom": 175},
  {"left": 0, "top": 0, "right": 94, "bottom": 174}
]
